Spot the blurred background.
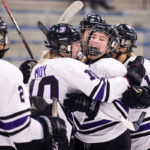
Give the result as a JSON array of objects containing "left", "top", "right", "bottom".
[{"left": 0, "top": 0, "right": 150, "bottom": 67}]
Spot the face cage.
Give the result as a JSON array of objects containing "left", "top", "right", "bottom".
[
  {"left": 0, "top": 32, "right": 7, "bottom": 46},
  {"left": 59, "top": 44, "right": 72, "bottom": 55},
  {"left": 119, "top": 35, "right": 137, "bottom": 50},
  {"left": 57, "top": 40, "right": 81, "bottom": 58},
  {"left": 86, "top": 29, "right": 118, "bottom": 56},
  {"left": 86, "top": 46, "right": 101, "bottom": 56},
  {"left": 80, "top": 25, "right": 93, "bottom": 34}
]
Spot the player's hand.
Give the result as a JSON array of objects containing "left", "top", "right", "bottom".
[
  {"left": 125, "top": 56, "right": 145, "bottom": 86},
  {"left": 64, "top": 93, "right": 91, "bottom": 112},
  {"left": 122, "top": 86, "right": 150, "bottom": 109},
  {"left": 19, "top": 59, "right": 37, "bottom": 84},
  {"left": 36, "top": 115, "right": 68, "bottom": 149},
  {"left": 30, "top": 96, "right": 52, "bottom": 117},
  {"left": 64, "top": 93, "right": 100, "bottom": 118}
]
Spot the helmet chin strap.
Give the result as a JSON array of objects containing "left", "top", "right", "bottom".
[{"left": 58, "top": 45, "right": 72, "bottom": 57}]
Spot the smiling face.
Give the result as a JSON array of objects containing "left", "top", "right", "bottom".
[{"left": 88, "top": 31, "right": 109, "bottom": 60}]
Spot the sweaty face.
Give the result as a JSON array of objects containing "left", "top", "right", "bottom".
[{"left": 88, "top": 32, "right": 109, "bottom": 60}]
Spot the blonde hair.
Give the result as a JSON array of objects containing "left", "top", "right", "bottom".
[{"left": 38, "top": 49, "right": 60, "bottom": 64}]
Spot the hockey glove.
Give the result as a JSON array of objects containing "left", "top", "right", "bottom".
[
  {"left": 64, "top": 93, "right": 100, "bottom": 118},
  {"left": 19, "top": 59, "right": 37, "bottom": 84},
  {"left": 30, "top": 96, "right": 52, "bottom": 117},
  {"left": 125, "top": 56, "right": 145, "bottom": 86},
  {"left": 37, "top": 116, "right": 68, "bottom": 149},
  {"left": 122, "top": 86, "right": 150, "bottom": 109}
]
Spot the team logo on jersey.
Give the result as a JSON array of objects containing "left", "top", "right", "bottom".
[{"left": 59, "top": 27, "right": 66, "bottom": 33}]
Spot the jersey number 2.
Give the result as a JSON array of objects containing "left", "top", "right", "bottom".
[{"left": 18, "top": 85, "right": 25, "bottom": 102}]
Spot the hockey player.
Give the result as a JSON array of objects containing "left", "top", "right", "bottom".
[
  {"left": 27, "top": 21, "right": 146, "bottom": 150},
  {"left": 113, "top": 23, "right": 150, "bottom": 150},
  {"left": 0, "top": 17, "right": 68, "bottom": 150},
  {"left": 64, "top": 23, "right": 145, "bottom": 150}
]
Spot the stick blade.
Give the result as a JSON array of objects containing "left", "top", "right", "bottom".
[
  {"left": 37, "top": 21, "right": 48, "bottom": 36},
  {"left": 57, "top": 1, "right": 84, "bottom": 23}
]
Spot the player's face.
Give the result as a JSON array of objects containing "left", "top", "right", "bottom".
[{"left": 88, "top": 32, "right": 109, "bottom": 60}]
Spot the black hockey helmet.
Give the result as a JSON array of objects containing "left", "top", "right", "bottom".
[
  {"left": 115, "top": 24, "right": 137, "bottom": 50},
  {"left": 46, "top": 23, "right": 80, "bottom": 56},
  {"left": 0, "top": 17, "right": 9, "bottom": 53},
  {"left": 86, "top": 23, "right": 119, "bottom": 56},
  {"left": 80, "top": 14, "right": 106, "bottom": 34}
]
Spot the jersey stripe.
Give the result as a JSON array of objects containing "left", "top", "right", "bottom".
[
  {"left": 73, "top": 116, "right": 119, "bottom": 134},
  {"left": 104, "top": 80, "right": 110, "bottom": 102},
  {"left": 0, "top": 109, "right": 30, "bottom": 120},
  {"left": 89, "top": 79, "right": 102, "bottom": 98},
  {"left": 0, "top": 120, "right": 31, "bottom": 137},
  {"left": 113, "top": 100, "right": 129, "bottom": 119},
  {"left": 94, "top": 78, "right": 106, "bottom": 101},
  {"left": 0, "top": 115, "right": 29, "bottom": 130}
]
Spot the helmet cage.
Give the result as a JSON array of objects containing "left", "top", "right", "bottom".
[
  {"left": 0, "top": 17, "right": 9, "bottom": 53},
  {"left": 116, "top": 24, "right": 137, "bottom": 50},
  {"left": 85, "top": 24, "right": 119, "bottom": 56},
  {"left": 80, "top": 14, "right": 106, "bottom": 34}
]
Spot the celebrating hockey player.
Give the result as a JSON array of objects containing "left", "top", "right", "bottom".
[
  {"left": 63, "top": 14, "right": 149, "bottom": 149},
  {"left": 27, "top": 20, "right": 148, "bottom": 150},
  {"left": 113, "top": 23, "right": 150, "bottom": 150},
  {"left": 64, "top": 21, "right": 145, "bottom": 150},
  {"left": 0, "top": 17, "right": 68, "bottom": 150}
]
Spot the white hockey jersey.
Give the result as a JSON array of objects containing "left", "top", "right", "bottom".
[
  {"left": 74, "top": 58, "right": 131, "bottom": 143},
  {"left": 0, "top": 59, "right": 44, "bottom": 147},
  {"left": 29, "top": 58, "right": 129, "bottom": 104},
  {"left": 124, "top": 56, "right": 150, "bottom": 150},
  {"left": 28, "top": 57, "right": 129, "bottom": 142}
]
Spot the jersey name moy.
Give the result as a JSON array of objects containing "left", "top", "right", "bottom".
[{"left": 34, "top": 65, "right": 47, "bottom": 79}]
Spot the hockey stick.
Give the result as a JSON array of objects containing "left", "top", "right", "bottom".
[
  {"left": 121, "top": 111, "right": 146, "bottom": 131},
  {"left": 37, "top": 21, "right": 48, "bottom": 36},
  {"left": 37, "top": 0, "right": 84, "bottom": 35},
  {"left": 57, "top": 0, "right": 84, "bottom": 23},
  {"left": 52, "top": 97, "right": 58, "bottom": 150},
  {"left": 52, "top": 97, "right": 58, "bottom": 117},
  {"left": 132, "top": 112, "right": 146, "bottom": 130},
  {"left": 2, "top": 0, "right": 34, "bottom": 59}
]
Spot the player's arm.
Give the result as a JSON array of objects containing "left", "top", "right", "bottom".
[
  {"left": 61, "top": 56, "right": 145, "bottom": 103},
  {"left": 12, "top": 96, "right": 68, "bottom": 150}
]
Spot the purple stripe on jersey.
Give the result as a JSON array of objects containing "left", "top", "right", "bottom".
[
  {"left": 0, "top": 115, "right": 29, "bottom": 130},
  {"left": 80, "top": 119, "right": 111, "bottom": 130},
  {"left": 114, "top": 99, "right": 129, "bottom": 113},
  {"left": 130, "top": 122, "right": 150, "bottom": 134},
  {"left": 95, "top": 79, "right": 106, "bottom": 101}
]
